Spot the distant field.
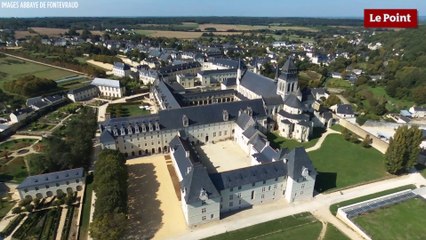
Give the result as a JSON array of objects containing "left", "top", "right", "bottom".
[
  {"left": 138, "top": 22, "right": 199, "bottom": 31},
  {"left": 134, "top": 30, "right": 242, "bottom": 39},
  {"left": 354, "top": 198, "right": 426, "bottom": 240},
  {"left": 14, "top": 27, "right": 103, "bottom": 38},
  {"left": 198, "top": 23, "right": 318, "bottom": 32}
]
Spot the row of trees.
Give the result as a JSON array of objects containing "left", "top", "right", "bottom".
[
  {"left": 32, "top": 107, "right": 97, "bottom": 173},
  {"left": 90, "top": 150, "right": 128, "bottom": 240},
  {"left": 4, "top": 75, "right": 58, "bottom": 97}
]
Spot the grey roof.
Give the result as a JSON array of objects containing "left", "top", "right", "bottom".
[
  {"left": 100, "top": 99, "right": 267, "bottom": 134},
  {"left": 286, "top": 147, "right": 316, "bottom": 180},
  {"left": 113, "top": 62, "right": 130, "bottom": 70},
  {"left": 210, "top": 161, "right": 287, "bottom": 190},
  {"left": 12, "top": 108, "right": 32, "bottom": 116},
  {"left": 68, "top": 84, "right": 98, "bottom": 95},
  {"left": 240, "top": 70, "right": 278, "bottom": 98},
  {"left": 153, "top": 80, "right": 182, "bottom": 109},
  {"left": 91, "top": 78, "right": 121, "bottom": 88},
  {"left": 278, "top": 110, "right": 310, "bottom": 121},
  {"left": 222, "top": 78, "right": 237, "bottom": 87},
  {"left": 100, "top": 130, "right": 115, "bottom": 144},
  {"left": 298, "top": 120, "right": 312, "bottom": 127},
  {"left": 44, "top": 95, "right": 63, "bottom": 103},
  {"left": 26, "top": 97, "right": 48, "bottom": 109},
  {"left": 281, "top": 57, "right": 297, "bottom": 72},
  {"left": 283, "top": 94, "right": 303, "bottom": 109},
  {"left": 210, "top": 58, "right": 244, "bottom": 69},
  {"left": 236, "top": 112, "right": 256, "bottom": 130},
  {"left": 199, "top": 68, "right": 236, "bottom": 76},
  {"left": 169, "top": 136, "right": 220, "bottom": 204},
  {"left": 262, "top": 96, "right": 284, "bottom": 106},
  {"left": 242, "top": 126, "right": 258, "bottom": 139},
  {"left": 159, "top": 62, "right": 201, "bottom": 76},
  {"left": 17, "top": 168, "right": 84, "bottom": 189},
  {"left": 336, "top": 104, "right": 354, "bottom": 115},
  {"left": 179, "top": 89, "right": 235, "bottom": 99}
]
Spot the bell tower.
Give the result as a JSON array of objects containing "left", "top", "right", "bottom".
[{"left": 276, "top": 57, "right": 299, "bottom": 99}]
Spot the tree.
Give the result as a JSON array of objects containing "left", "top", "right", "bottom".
[
  {"left": 12, "top": 207, "right": 22, "bottom": 214},
  {"left": 324, "top": 94, "right": 341, "bottom": 108},
  {"left": 385, "top": 126, "right": 423, "bottom": 174},
  {"left": 362, "top": 135, "right": 372, "bottom": 148},
  {"left": 90, "top": 213, "right": 127, "bottom": 240}
]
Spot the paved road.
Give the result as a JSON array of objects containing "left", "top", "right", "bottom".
[
  {"left": 170, "top": 172, "right": 426, "bottom": 240},
  {"left": 0, "top": 51, "right": 88, "bottom": 76}
]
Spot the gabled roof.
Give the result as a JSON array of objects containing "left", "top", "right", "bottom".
[
  {"left": 283, "top": 94, "right": 303, "bottom": 109},
  {"left": 240, "top": 71, "right": 278, "bottom": 98},
  {"left": 17, "top": 168, "right": 84, "bottom": 189},
  {"left": 278, "top": 110, "right": 310, "bottom": 122},
  {"left": 286, "top": 147, "right": 316, "bottom": 180},
  {"left": 281, "top": 57, "right": 297, "bottom": 72},
  {"left": 68, "top": 84, "right": 98, "bottom": 95},
  {"left": 12, "top": 108, "right": 32, "bottom": 116},
  {"left": 91, "top": 78, "right": 121, "bottom": 88},
  {"left": 209, "top": 161, "right": 287, "bottom": 190},
  {"left": 336, "top": 104, "right": 354, "bottom": 115},
  {"left": 262, "top": 96, "right": 284, "bottom": 106},
  {"left": 100, "top": 130, "right": 115, "bottom": 144},
  {"left": 222, "top": 78, "right": 237, "bottom": 87},
  {"left": 236, "top": 112, "right": 256, "bottom": 130}
]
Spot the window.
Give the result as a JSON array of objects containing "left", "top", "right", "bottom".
[
  {"left": 229, "top": 195, "right": 233, "bottom": 200},
  {"left": 237, "top": 193, "right": 241, "bottom": 198},
  {"left": 35, "top": 187, "right": 39, "bottom": 191},
  {"left": 261, "top": 194, "right": 265, "bottom": 199},
  {"left": 219, "top": 131, "right": 222, "bottom": 136},
  {"left": 24, "top": 188, "right": 28, "bottom": 193},
  {"left": 230, "top": 187, "right": 233, "bottom": 192},
  {"left": 262, "top": 187, "right": 266, "bottom": 192},
  {"left": 229, "top": 202, "right": 233, "bottom": 207},
  {"left": 263, "top": 180, "right": 266, "bottom": 184},
  {"left": 224, "top": 130, "right": 227, "bottom": 135},
  {"left": 275, "top": 177, "right": 278, "bottom": 181},
  {"left": 301, "top": 184, "right": 305, "bottom": 189},
  {"left": 238, "top": 186, "right": 242, "bottom": 190},
  {"left": 202, "top": 216, "right": 206, "bottom": 221},
  {"left": 268, "top": 186, "right": 271, "bottom": 191},
  {"left": 211, "top": 214, "right": 214, "bottom": 219},
  {"left": 202, "top": 208, "right": 206, "bottom": 213},
  {"left": 252, "top": 182, "right": 256, "bottom": 187},
  {"left": 45, "top": 185, "right": 49, "bottom": 189},
  {"left": 56, "top": 183, "right": 60, "bottom": 187},
  {"left": 213, "top": 132, "right": 216, "bottom": 137}
]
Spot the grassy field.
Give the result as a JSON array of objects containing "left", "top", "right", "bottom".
[
  {"left": 367, "top": 86, "right": 414, "bottom": 110},
  {"left": 323, "top": 223, "right": 350, "bottom": 240},
  {"left": 308, "top": 134, "right": 388, "bottom": 193},
  {"left": 134, "top": 30, "right": 243, "bottom": 39},
  {"left": 204, "top": 212, "right": 322, "bottom": 240},
  {"left": 0, "top": 157, "right": 28, "bottom": 183},
  {"left": 0, "top": 139, "right": 36, "bottom": 152},
  {"left": 107, "top": 103, "right": 150, "bottom": 118},
  {"left": 325, "top": 78, "right": 352, "bottom": 89},
  {"left": 329, "top": 184, "right": 416, "bottom": 215},
  {"left": 0, "top": 56, "right": 76, "bottom": 91},
  {"left": 267, "top": 127, "right": 325, "bottom": 150},
  {"left": 299, "top": 70, "right": 322, "bottom": 84},
  {"left": 197, "top": 24, "right": 318, "bottom": 32},
  {"left": 354, "top": 198, "right": 426, "bottom": 240},
  {"left": 78, "top": 174, "right": 93, "bottom": 240},
  {"left": 0, "top": 198, "right": 16, "bottom": 220}
]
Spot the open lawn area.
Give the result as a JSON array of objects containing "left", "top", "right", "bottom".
[
  {"left": 367, "top": 86, "right": 414, "bottom": 110},
  {"left": 204, "top": 212, "right": 322, "bottom": 240},
  {"left": 354, "top": 198, "right": 426, "bottom": 240},
  {"left": 329, "top": 184, "right": 416, "bottom": 215},
  {"left": 0, "top": 157, "right": 28, "bottom": 183},
  {"left": 0, "top": 139, "right": 36, "bottom": 153},
  {"left": 308, "top": 134, "right": 389, "bottom": 193},
  {"left": 325, "top": 78, "right": 352, "bottom": 89},
  {"left": 267, "top": 127, "right": 325, "bottom": 150},
  {"left": 107, "top": 103, "right": 150, "bottom": 118},
  {"left": 0, "top": 56, "right": 76, "bottom": 90},
  {"left": 78, "top": 174, "right": 93, "bottom": 240},
  {"left": 323, "top": 223, "right": 350, "bottom": 240}
]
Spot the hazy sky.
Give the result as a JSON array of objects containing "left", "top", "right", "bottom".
[{"left": 0, "top": 0, "right": 425, "bottom": 17}]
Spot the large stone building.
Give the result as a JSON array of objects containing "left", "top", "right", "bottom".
[
  {"left": 16, "top": 168, "right": 85, "bottom": 200},
  {"left": 91, "top": 78, "right": 126, "bottom": 99}
]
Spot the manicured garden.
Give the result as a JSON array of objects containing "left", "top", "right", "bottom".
[
  {"left": 106, "top": 102, "right": 150, "bottom": 118},
  {"left": 0, "top": 157, "right": 28, "bottom": 183},
  {"left": 323, "top": 223, "right": 350, "bottom": 240},
  {"left": 329, "top": 184, "right": 416, "bottom": 215},
  {"left": 354, "top": 198, "right": 426, "bottom": 240},
  {"left": 0, "top": 139, "right": 36, "bottom": 152},
  {"left": 204, "top": 212, "right": 322, "bottom": 240},
  {"left": 78, "top": 174, "right": 93, "bottom": 240},
  {"left": 308, "top": 134, "right": 388, "bottom": 192}
]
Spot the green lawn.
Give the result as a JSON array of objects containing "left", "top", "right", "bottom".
[
  {"left": 308, "top": 134, "right": 388, "bottom": 193},
  {"left": 354, "top": 198, "right": 426, "bottom": 240},
  {"left": 367, "top": 86, "right": 414, "bottom": 110},
  {"left": 0, "top": 56, "right": 75, "bottom": 90},
  {"left": 329, "top": 184, "right": 416, "bottom": 215},
  {"left": 78, "top": 174, "right": 93, "bottom": 240},
  {"left": 204, "top": 212, "right": 322, "bottom": 240},
  {"left": 0, "top": 199, "right": 16, "bottom": 220},
  {"left": 330, "top": 124, "right": 344, "bottom": 132},
  {"left": 0, "top": 157, "right": 28, "bottom": 183},
  {"left": 267, "top": 128, "right": 325, "bottom": 150},
  {"left": 325, "top": 78, "right": 352, "bottom": 89},
  {"left": 0, "top": 139, "right": 36, "bottom": 152},
  {"left": 323, "top": 223, "right": 350, "bottom": 240},
  {"left": 107, "top": 103, "right": 151, "bottom": 118}
]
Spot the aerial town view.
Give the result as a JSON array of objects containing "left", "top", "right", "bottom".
[{"left": 0, "top": 0, "right": 425, "bottom": 239}]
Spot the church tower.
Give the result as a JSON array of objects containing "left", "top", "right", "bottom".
[{"left": 276, "top": 57, "right": 299, "bottom": 99}]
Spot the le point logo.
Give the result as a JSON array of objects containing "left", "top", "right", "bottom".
[{"left": 364, "top": 9, "right": 418, "bottom": 28}]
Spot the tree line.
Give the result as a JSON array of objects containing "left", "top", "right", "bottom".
[
  {"left": 90, "top": 149, "right": 128, "bottom": 240},
  {"left": 4, "top": 75, "right": 58, "bottom": 97}
]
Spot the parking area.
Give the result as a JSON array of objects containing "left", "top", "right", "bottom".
[
  {"left": 198, "top": 140, "right": 251, "bottom": 174},
  {"left": 126, "top": 155, "right": 187, "bottom": 240}
]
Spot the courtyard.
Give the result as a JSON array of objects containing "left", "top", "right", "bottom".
[
  {"left": 126, "top": 154, "right": 187, "bottom": 240},
  {"left": 197, "top": 140, "right": 251, "bottom": 174}
]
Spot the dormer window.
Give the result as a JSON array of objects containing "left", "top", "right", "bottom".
[
  {"left": 155, "top": 121, "right": 160, "bottom": 131},
  {"left": 223, "top": 110, "right": 229, "bottom": 121},
  {"left": 113, "top": 128, "right": 118, "bottom": 136},
  {"left": 199, "top": 188, "right": 208, "bottom": 201},
  {"left": 148, "top": 122, "right": 153, "bottom": 132},
  {"left": 120, "top": 127, "right": 126, "bottom": 136},
  {"left": 141, "top": 124, "right": 146, "bottom": 132},
  {"left": 134, "top": 124, "right": 140, "bottom": 134},
  {"left": 182, "top": 115, "right": 189, "bottom": 127},
  {"left": 301, "top": 167, "right": 309, "bottom": 178},
  {"left": 127, "top": 126, "right": 133, "bottom": 134},
  {"left": 246, "top": 107, "right": 253, "bottom": 117}
]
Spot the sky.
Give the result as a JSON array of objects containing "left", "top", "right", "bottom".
[{"left": 0, "top": 0, "right": 425, "bottom": 18}]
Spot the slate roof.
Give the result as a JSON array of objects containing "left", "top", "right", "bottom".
[
  {"left": 262, "top": 96, "right": 284, "bottom": 106},
  {"left": 26, "top": 97, "right": 48, "bottom": 109},
  {"left": 236, "top": 112, "right": 256, "bottom": 130},
  {"left": 158, "top": 62, "right": 201, "bottom": 76},
  {"left": 281, "top": 57, "right": 297, "bottom": 72},
  {"left": 222, "top": 78, "right": 237, "bottom": 87},
  {"left": 278, "top": 110, "right": 310, "bottom": 121},
  {"left": 91, "top": 78, "right": 121, "bottom": 88},
  {"left": 68, "top": 85, "right": 98, "bottom": 95},
  {"left": 44, "top": 95, "right": 63, "bottom": 103},
  {"left": 153, "top": 80, "right": 182, "bottom": 109},
  {"left": 210, "top": 161, "right": 287, "bottom": 190},
  {"left": 286, "top": 147, "right": 316, "bottom": 180},
  {"left": 100, "top": 130, "right": 115, "bottom": 144},
  {"left": 283, "top": 94, "right": 303, "bottom": 109},
  {"left": 12, "top": 108, "right": 32, "bottom": 116},
  {"left": 210, "top": 58, "right": 245, "bottom": 69},
  {"left": 336, "top": 104, "right": 354, "bottom": 115},
  {"left": 17, "top": 168, "right": 84, "bottom": 189},
  {"left": 240, "top": 70, "right": 278, "bottom": 98},
  {"left": 199, "top": 69, "right": 236, "bottom": 76},
  {"left": 113, "top": 62, "right": 130, "bottom": 70}
]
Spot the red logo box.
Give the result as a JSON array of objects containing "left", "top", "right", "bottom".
[{"left": 364, "top": 9, "right": 418, "bottom": 28}]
